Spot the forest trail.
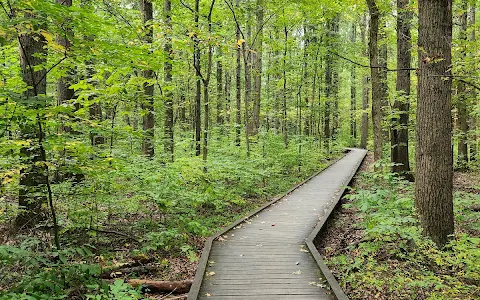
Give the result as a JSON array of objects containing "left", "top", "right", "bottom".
[{"left": 190, "top": 148, "right": 367, "bottom": 299}]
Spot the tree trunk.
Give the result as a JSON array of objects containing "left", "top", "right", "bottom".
[
  {"left": 194, "top": 0, "right": 201, "bottom": 156},
  {"left": 391, "top": 0, "right": 413, "bottom": 180},
  {"left": 416, "top": 0, "right": 454, "bottom": 248},
  {"left": 457, "top": 0, "right": 468, "bottom": 169},
  {"left": 252, "top": 0, "right": 264, "bottom": 135},
  {"left": 367, "top": 0, "right": 386, "bottom": 162},
  {"left": 164, "top": 0, "right": 174, "bottom": 162},
  {"left": 16, "top": 12, "right": 48, "bottom": 228},
  {"left": 282, "top": 24, "right": 288, "bottom": 148},
  {"left": 469, "top": 4, "right": 477, "bottom": 161},
  {"left": 140, "top": 0, "right": 155, "bottom": 158},
  {"left": 235, "top": 0, "right": 241, "bottom": 147},
  {"left": 360, "top": 14, "right": 369, "bottom": 150},
  {"left": 350, "top": 22, "right": 357, "bottom": 143},
  {"left": 216, "top": 51, "right": 224, "bottom": 125}
]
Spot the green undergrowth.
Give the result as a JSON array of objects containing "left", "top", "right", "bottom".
[
  {"left": 0, "top": 133, "right": 342, "bottom": 299},
  {"left": 325, "top": 161, "right": 480, "bottom": 299}
]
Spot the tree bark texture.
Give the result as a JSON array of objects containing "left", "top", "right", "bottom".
[
  {"left": 252, "top": 0, "right": 264, "bottom": 134},
  {"left": 350, "top": 22, "right": 357, "bottom": 142},
  {"left": 164, "top": 0, "right": 174, "bottom": 162},
  {"left": 416, "top": 0, "right": 454, "bottom": 247},
  {"left": 391, "top": 0, "right": 413, "bottom": 180},
  {"left": 456, "top": 0, "right": 468, "bottom": 169},
  {"left": 140, "top": 0, "right": 155, "bottom": 158},
  {"left": 194, "top": 0, "right": 202, "bottom": 156},
  {"left": 360, "top": 14, "right": 369, "bottom": 150},
  {"left": 367, "top": 0, "right": 386, "bottom": 162}
]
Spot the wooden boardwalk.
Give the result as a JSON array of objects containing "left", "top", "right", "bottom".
[{"left": 192, "top": 149, "right": 367, "bottom": 300}]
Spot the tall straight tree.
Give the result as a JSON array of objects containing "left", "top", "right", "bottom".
[
  {"left": 366, "top": 0, "right": 387, "bottom": 162},
  {"left": 164, "top": 0, "right": 174, "bottom": 162},
  {"left": 416, "top": 0, "right": 454, "bottom": 247},
  {"left": 194, "top": 0, "right": 202, "bottom": 156},
  {"left": 360, "top": 14, "right": 369, "bottom": 150},
  {"left": 457, "top": 0, "right": 468, "bottom": 169},
  {"left": 16, "top": 10, "right": 48, "bottom": 227},
  {"left": 252, "top": 0, "right": 264, "bottom": 134},
  {"left": 469, "top": 3, "right": 477, "bottom": 161},
  {"left": 391, "top": 0, "right": 413, "bottom": 180},
  {"left": 140, "top": 0, "right": 155, "bottom": 157},
  {"left": 350, "top": 22, "right": 357, "bottom": 142},
  {"left": 235, "top": 0, "right": 242, "bottom": 147}
]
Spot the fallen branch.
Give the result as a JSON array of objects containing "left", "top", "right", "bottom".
[
  {"left": 127, "top": 279, "right": 193, "bottom": 294},
  {"left": 100, "top": 265, "right": 158, "bottom": 279},
  {"left": 90, "top": 227, "right": 141, "bottom": 243}
]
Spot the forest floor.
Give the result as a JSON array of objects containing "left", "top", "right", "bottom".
[
  {"left": 318, "top": 154, "right": 480, "bottom": 300},
  {"left": 0, "top": 140, "right": 343, "bottom": 299}
]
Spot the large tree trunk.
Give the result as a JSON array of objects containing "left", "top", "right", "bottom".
[
  {"left": 164, "top": 0, "right": 174, "bottom": 162},
  {"left": 252, "top": 0, "right": 264, "bottom": 135},
  {"left": 391, "top": 0, "right": 413, "bottom": 180},
  {"left": 416, "top": 0, "right": 454, "bottom": 248},
  {"left": 140, "top": 0, "right": 155, "bottom": 158},
  {"left": 360, "top": 14, "right": 369, "bottom": 150},
  {"left": 367, "top": 0, "right": 386, "bottom": 162},
  {"left": 457, "top": 0, "right": 468, "bottom": 169},
  {"left": 16, "top": 12, "right": 48, "bottom": 228}
]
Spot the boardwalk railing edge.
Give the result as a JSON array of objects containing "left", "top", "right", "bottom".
[
  {"left": 187, "top": 149, "right": 351, "bottom": 300},
  {"left": 305, "top": 148, "right": 367, "bottom": 300}
]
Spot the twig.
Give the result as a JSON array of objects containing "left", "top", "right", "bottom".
[{"left": 90, "top": 227, "right": 141, "bottom": 243}]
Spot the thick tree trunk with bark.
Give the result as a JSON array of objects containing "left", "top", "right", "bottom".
[
  {"left": 164, "top": 0, "right": 174, "bottom": 162},
  {"left": 16, "top": 12, "right": 48, "bottom": 228},
  {"left": 140, "top": 0, "right": 155, "bottom": 158},
  {"left": 416, "top": 0, "right": 454, "bottom": 248},
  {"left": 367, "top": 0, "right": 386, "bottom": 162},
  {"left": 391, "top": 0, "right": 413, "bottom": 180}
]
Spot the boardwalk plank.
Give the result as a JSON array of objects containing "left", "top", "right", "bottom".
[{"left": 194, "top": 149, "right": 366, "bottom": 300}]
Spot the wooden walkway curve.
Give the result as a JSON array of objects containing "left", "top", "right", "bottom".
[{"left": 190, "top": 149, "right": 367, "bottom": 300}]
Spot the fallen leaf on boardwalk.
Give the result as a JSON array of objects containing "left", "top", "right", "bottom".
[
  {"left": 299, "top": 248, "right": 309, "bottom": 253},
  {"left": 292, "top": 270, "right": 302, "bottom": 275},
  {"left": 205, "top": 293, "right": 212, "bottom": 297},
  {"left": 309, "top": 281, "right": 326, "bottom": 288},
  {"left": 207, "top": 271, "right": 216, "bottom": 276}
]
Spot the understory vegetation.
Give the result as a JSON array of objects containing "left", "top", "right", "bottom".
[
  {"left": 0, "top": 136, "right": 341, "bottom": 299},
  {"left": 322, "top": 159, "right": 480, "bottom": 300}
]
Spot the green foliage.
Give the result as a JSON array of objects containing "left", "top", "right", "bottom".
[{"left": 327, "top": 166, "right": 480, "bottom": 299}]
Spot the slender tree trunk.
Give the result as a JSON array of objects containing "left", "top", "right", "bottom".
[
  {"left": 391, "top": 0, "right": 413, "bottom": 180},
  {"left": 469, "top": 4, "right": 477, "bottom": 161},
  {"left": 16, "top": 11, "right": 48, "bottom": 228},
  {"left": 282, "top": 24, "right": 288, "bottom": 148},
  {"left": 350, "top": 22, "right": 357, "bottom": 143},
  {"left": 216, "top": 51, "right": 224, "bottom": 125},
  {"left": 360, "top": 14, "right": 370, "bottom": 149},
  {"left": 164, "top": 0, "right": 174, "bottom": 162},
  {"left": 457, "top": 0, "right": 468, "bottom": 169},
  {"left": 194, "top": 0, "right": 201, "bottom": 156},
  {"left": 331, "top": 16, "right": 340, "bottom": 141},
  {"left": 416, "top": 0, "right": 454, "bottom": 248},
  {"left": 140, "top": 0, "right": 155, "bottom": 158},
  {"left": 225, "top": 70, "right": 231, "bottom": 125},
  {"left": 252, "top": 0, "right": 264, "bottom": 134},
  {"left": 235, "top": 0, "right": 241, "bottom": 147}
]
